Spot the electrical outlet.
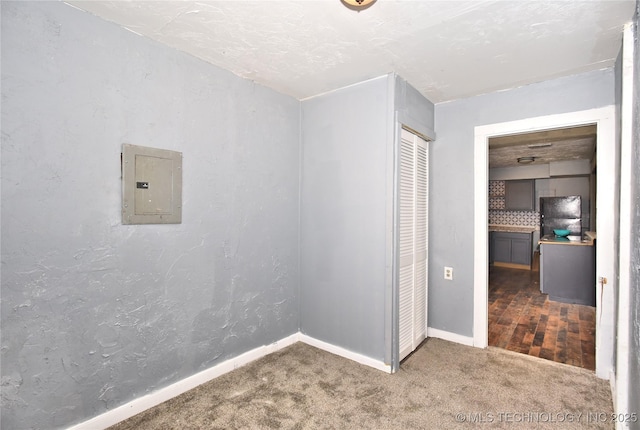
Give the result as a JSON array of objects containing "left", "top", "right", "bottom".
[{"left": 444, "top": 266, "right": 453, "bottom": 280}]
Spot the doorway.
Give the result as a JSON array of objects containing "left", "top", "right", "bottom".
[
  {"left": 473, "top": 107, "right": 617, "bottom": 379},
  {"left": 486, "top": 125, "right": 597, "bottom": 369}
]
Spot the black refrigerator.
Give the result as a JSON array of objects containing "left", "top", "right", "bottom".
[{"left": 539, "top": 196, "right": 582, "bottom": 236}]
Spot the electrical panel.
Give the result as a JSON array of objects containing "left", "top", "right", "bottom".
[{"left": 122, "top": 144, "right": 182, "bottom": 224}]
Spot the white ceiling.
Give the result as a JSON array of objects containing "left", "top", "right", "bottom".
[
  {"left": 66, "top": 0, "right": 634, "bottom": 168},
  {"left": 67, "top": 0, "right": 635, "bottom": 104}
]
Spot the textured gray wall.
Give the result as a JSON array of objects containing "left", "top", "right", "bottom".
[
  {"left": 628, "top": 1, "right": 640, "bottom": 423},
  {"left": 300, "top": 76, "right": 392, "bottom": 362},
  {"left": 300, "top": 75, "right": 434, "bottom": 366},
  {"left": 431, "top": 69, "right": 615, "bottom": 336},
  {"left": 1, "top": 2, "right": 300, "bottom": 429},
  {"left": 614, "top": 21, "right": 624, "bottom": 375},
  {"left": 395, "top": 76, "right": 436, "bottom": 139}
]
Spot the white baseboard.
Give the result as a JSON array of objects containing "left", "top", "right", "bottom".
[
  {"left": 298, "top": 333, "right": 392, "bottom": 373},
  {"left": 68, "top": 332, "right": 393, "bottom": 429},
  {"left": 427, "top": 327, "right": 475, "bottom": 347},
  {"left": 68, "top": 333, "right": 300, "bottom": 430}
]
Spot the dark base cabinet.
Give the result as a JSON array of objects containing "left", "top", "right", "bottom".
[
  {"left": 489, "top": 232, "right": 494, "bottom": 264},
  {"left": 540, "top": 243, "right": 596, "bottom": 306},
  {"left": 491, "top": 232, "right": 532, "bottom": 267}
]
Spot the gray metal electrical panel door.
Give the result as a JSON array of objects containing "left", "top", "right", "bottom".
[{"left": 122, "top": 144, "right": 182, "bottom": 224}]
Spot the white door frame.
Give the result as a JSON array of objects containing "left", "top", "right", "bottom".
[
  {"left": 615, "top": 22, "right": 634, "bottom": 420},
  {"left": 473, "top": 106, "right": 617, "bottom": 380}
]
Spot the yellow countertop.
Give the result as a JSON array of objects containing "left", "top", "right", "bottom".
[
  {"left": 539, "top": 231, "right": 596, "bottom": 247},
  {"left": 489, "top": 224, "right": 538, "bottom": 233}
]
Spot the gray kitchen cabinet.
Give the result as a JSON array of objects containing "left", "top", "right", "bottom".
[
  {"left": 510, "top": 236, "right": 531, "bottom": 265},
  {"left": 505, "top": 180, "right": 535, "bottom": 211},
  {"left": 540, "top": 242, "right": 595, "bottom": 306},
  {"left": 493, "top": 234, "right": 512, "bottom": 262},
  {"left": 489, "top": 231, "right": 494, "bottom": 264},
  {"left": 492, "top": 232, "right": 532, "bottom": 267}
]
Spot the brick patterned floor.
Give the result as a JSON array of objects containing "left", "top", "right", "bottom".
[{"left": 488, "top": 265, "right": 595, "bottom": 371}]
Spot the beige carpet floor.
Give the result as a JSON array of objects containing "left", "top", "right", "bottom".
[{"left": 109, "top": 338, "right": 613, "bottom": 429}]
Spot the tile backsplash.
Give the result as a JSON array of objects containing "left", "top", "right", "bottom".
[
  {"left": 489, "top": 180, "right": 539, "bottom": 226},
  {"left": 489, "top": 210, "right": 540, "bottom": 226},
  {"left": 489, "top": 180, "right": 505, "bottom": 196}
]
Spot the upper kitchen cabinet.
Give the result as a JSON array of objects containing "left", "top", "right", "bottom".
[{"left": 505, "top": 179, "right": 535, "bottom": 211}]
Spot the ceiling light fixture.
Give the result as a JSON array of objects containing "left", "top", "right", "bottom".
[
  {"left": 341, "top": 0, "right": 377, "bottom": 11},
  {"left": 517, "top": 156, "right": 536, "bottom": 164}
]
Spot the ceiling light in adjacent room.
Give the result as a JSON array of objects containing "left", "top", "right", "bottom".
[
  {"left": 517, "top": 156, "right": 536, "bottom": 164},
  {"left": 527, "top": 143, "right": 553, "bottom": 149}
]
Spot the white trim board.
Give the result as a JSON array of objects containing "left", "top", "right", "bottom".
[
  {"left": 69, "top": 332, "right": 391, "bottom": 429},
  {"left": 615, "top": 22, "right": 635, "bottom": 424},
  {"left": 473, "top": 106, "right": 618, "bottom": 380},
  {"left": 68, "top": 333, "right": 300, "bottom": 430},
  {"left": 298, "top": 333, "right": 392, "bottom": 373},
  {"left": 427, "top": 327, "right": 474, "bottom": 347}
]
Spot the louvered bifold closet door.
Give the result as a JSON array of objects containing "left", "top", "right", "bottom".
[
  {"left": 398, "top": 131, "right": 415, "bottom": 361},
  {"left": 413, "top": 139, "right": 427, "bottom": 347},
  {"left": 398, "top": 128, "right": 428, "bottom": 361}
]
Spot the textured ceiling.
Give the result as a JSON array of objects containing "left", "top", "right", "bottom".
[
  {"left": 66, "top": 0, "right": 634, "bottom": 167},
  {"left": 488, "top": 125, "right": 597, "bottom": 168},
  {"left": 66, "top": 0, "right": 635, "bottom": 104}
]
